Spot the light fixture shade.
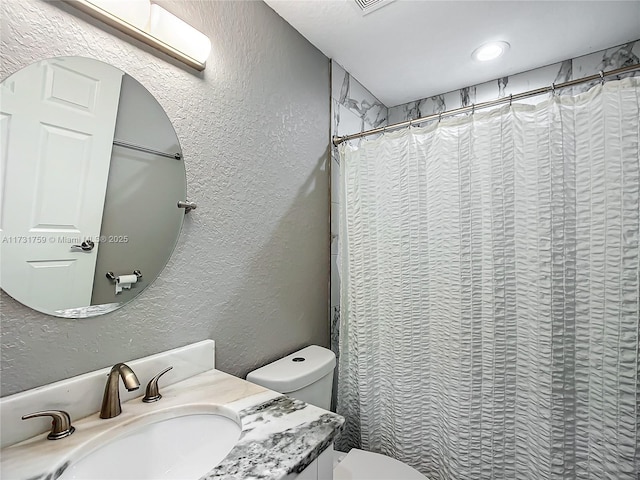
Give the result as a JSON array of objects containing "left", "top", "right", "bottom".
[
  {"left": 86, "top": 0, "right": 150, "bottom": 30},
  {"left": 149, "top": 5, "right": 211, "bottom": 64}
]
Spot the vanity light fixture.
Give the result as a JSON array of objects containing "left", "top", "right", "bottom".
[
  {"left": 472, "top": 41, "right": 510, "bottom": 62},
  {"left": 148, "top": 5, "right": 211, "bottom": 65},
  {"left": 63, "top": 0, "right": 211, "bottom": 71}
]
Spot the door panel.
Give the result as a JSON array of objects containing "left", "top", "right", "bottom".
[
  {"left": 26, "top": 260, "right": 80, "bottom": 312},
  {"left": 44, "top": 63, "right": 101, "bottom": 113},
  {"left": 32, "top": 124, "right": 92, "bottom": 231},
  {"left": 1, "top": 58, "right": 123, "bottom": 313}
]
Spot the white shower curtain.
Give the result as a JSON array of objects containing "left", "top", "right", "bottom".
[{"left": 336, "top": 77, "right": 640, "bottom": 480}]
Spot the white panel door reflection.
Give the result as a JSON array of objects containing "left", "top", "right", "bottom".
[{"left": 0, "top": 57, "right": 122, "bottom": 313}]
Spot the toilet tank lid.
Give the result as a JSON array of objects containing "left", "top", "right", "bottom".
[{"left": 246, "top": 345, "right": 336, "bottom": 394}]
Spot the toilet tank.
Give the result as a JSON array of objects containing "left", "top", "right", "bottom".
[{"left": 246, "top": 345, "right": 336, "bottom": 410}]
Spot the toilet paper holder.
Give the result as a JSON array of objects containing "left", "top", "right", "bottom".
[{"left": 106, "top": 270, "right": 142, "bottom": 282}]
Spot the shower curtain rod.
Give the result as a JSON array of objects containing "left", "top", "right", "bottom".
[{"left": 332, "top": 63, "right": 640, "bottom": 146}]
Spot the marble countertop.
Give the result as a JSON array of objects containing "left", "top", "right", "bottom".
[{"left": 0, "top": 369, "right": 345, "bottom": 480}]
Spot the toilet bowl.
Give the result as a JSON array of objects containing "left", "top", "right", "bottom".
[
  {"left": 333, "top": 448, "right": 426, "bottom": 480},
  {"left": 246, "top": 345, "right": 428, "bottom": 480}
]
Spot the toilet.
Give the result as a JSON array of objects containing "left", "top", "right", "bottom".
[{"left": 246, "top": 345, "right": 428, "bottom": 480}]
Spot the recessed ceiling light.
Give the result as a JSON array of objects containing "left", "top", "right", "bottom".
[{"left": 472, "top": 41, "right": 510, "bottom": 62}]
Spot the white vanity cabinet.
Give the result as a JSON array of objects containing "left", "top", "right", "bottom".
[{"left": 284, "top": 445, "right": 334, "bottom": 480}]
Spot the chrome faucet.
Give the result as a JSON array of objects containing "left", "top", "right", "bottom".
[{"left": 100, "top": 363, "right": 140, "bottom": 419}]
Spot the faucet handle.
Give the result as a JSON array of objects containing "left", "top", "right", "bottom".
[
  {"left": 22, "top": 410, "right": 75, "bottom": 440},
  {"left": 142, "top": 366, "right": 173, "bottom": 403}
]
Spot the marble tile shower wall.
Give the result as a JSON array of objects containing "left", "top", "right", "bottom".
[
  {"left": 329, "top": 41, "right": 640, "bottom": 374},
  {"left": 330, "top": 61, "right": 387, "bottom": 363},
  {"left": 388, "top": 41, "right": 640, "bottom": 123}
]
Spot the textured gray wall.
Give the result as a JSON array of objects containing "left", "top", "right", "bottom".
[{"left": 0, "top": 0, "right": 330, "bottom": 396}]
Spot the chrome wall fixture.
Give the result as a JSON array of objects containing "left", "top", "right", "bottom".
[
  {"left": 112, "top": 140, "right": 182, "bottom": 160},
  {"left": 177, "top": 201, "right": 197, "bottom": 213},
  {"left": 333, "top": 63, "right": 640, "bottom": 146},
  {"left": 106, "top": 270, "right": 143, "bottom": 282}
]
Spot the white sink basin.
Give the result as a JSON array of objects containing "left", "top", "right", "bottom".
[{"left": 59, "top": 408, "right": 242, "bottom": 480}]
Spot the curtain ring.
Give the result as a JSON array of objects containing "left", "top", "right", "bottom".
[
  {"left": 551, "top": 83, "right": 556, "bottom": 95},
  {"left": 471, "top": 104, "right": 475, "bottom": 115},
  {"left": 509, "top": 94, "right": 513, "bottom": 107},
  {"left": 438, "top": 112, "right": 443, "bottom": 123},
  {"left": 599, "top": 70, "right": 605, "bottom": 85}
]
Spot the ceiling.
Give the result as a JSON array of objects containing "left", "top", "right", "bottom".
[{"left": 264, "top": 0, "right": 640, "bottom": 107}]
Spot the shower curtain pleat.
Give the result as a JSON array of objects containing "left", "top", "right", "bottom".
[{"left": 336, "top": 77, "right": 640, "bottom": 480}]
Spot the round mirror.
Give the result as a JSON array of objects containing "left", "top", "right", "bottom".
[{"left": 0, "top": 57, "right": 186, "bottom": 318}]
